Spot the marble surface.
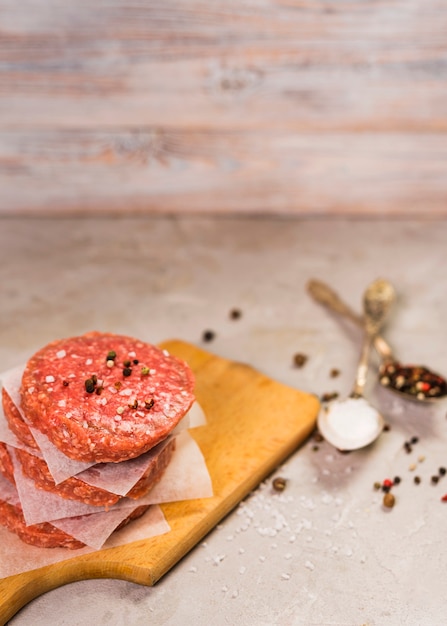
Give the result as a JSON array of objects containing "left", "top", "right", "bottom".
[{"left": 1, "top": 216, "right": 447, "bottom": 625}]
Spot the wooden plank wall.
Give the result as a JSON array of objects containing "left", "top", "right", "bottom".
[{"left": 1, "top": 0, "right": 446, "bottom": 216}]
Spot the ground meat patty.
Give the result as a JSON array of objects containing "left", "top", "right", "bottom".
[
  {"left": 2, "top": 388, "right": 38, "bottom": 449},
  {"left": 20, "top": 332, "right": 195, "bottom": 463},
  {"left": 13, "top": 437, "right": 176, "bottom": 506},
  {"left": 0, "top": 497, "right": 150, "bottom": 549},
  {"left": 0, "top": 442, "right": 14, "bottom": 483}
]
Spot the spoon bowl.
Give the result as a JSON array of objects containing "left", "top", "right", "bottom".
[{"left": 318, "top": 397, "right": 384, "bottom": 451}]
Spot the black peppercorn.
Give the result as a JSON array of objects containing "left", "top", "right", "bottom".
[
  {"left": 84, "top": 379, "right": 95, "bottom": 393},
  {"left": 123, "top": 367, "right": 132, "bottom": 377},
  {"left": 202, "top": 330, "right": 215, "bottom": 342}
]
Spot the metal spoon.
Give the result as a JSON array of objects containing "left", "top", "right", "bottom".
[
  {"left": 317, "top": 279, "right": 394, "bottom": 451},
  {"left": 307, "top": 279, "right": 447, "bottom": 403}
]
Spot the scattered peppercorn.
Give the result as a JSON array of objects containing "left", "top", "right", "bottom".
[
  {"left": 373, "top": 482, "right": 381, "bottom": 491},
  {"left": 439, "top": 467, "right": 446, "bottom": 476},
  {"left": 383, "top": 423, "right": 391, "bottom": 432},
  {"left": 123, "top": 367, "right": 132, "bottom": 377},
  {"left": 123, "top": 360, "right": 131, "bottom": 367},
  {"left": 144, "top": 399, "right": 155, "bottom": 410},
  {"left": 393, "top": 476, "right": 401, "bottom": 485},
  {"left": 129, "top": 399, "right": 138, "bottom": 409},
  {"left": 229, "top": 308, "right": 242, "bottom": 320},
  {"left": 293, "top": 353, "right": 308, "bottom": 368},
  {"left": 272, "top": 477, "right": 287, "bottom": 492},
  {"left": 141, "top": 366, "right": 150, "bottom": 376},
  {"left": 321, "top": 391, "right": 339, "bottom": 402},
  {"left": 431, "top": 475, "right": 439, "bottom": 485},
  {"left": 106, "top": 350, "right": 116, "bottom": 361},
  {"left": 62, "top": 380, "right": 69, "bottom": 387},
  {"left": 404, "top": 441, "right": 413, "bottom": 454},
  {"left": 330, "top": 368, "right": 340, "bottom": 378},
  {"left": 133, "top": 359, "right": 139, "bottom": 365},
  {"left": 114, "top": 381, "right": 122, "bottom": 390},
  {"left": 383, "top": 492, "right": 395, "bottom": 508},
  {"left": 202, "top": 330, "right": 215, "bottom": 342},
  {"left": 411, "top": 436, "right": 419, "bottom": 445},
  {"left": 95, "top": 387, "right": 103, "bottom": 395},
  {"left": 414, "top": 476, "right": 421, "bottom": 484}
]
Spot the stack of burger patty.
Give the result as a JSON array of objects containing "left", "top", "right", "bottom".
[{"left": 0, "top": 332, "right": 195, "bottom": 549}]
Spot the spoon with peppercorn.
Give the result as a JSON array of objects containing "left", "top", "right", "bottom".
[
  {"left": 307, "top": 279, "right": 447, "bottom": 403},
  {"left": 316, "top": 278, "right": 394, "bottom": 451}
]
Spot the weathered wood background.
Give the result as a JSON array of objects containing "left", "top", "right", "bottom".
[{"left": 1, "top": 0, "right": 447, "bottom": 216}]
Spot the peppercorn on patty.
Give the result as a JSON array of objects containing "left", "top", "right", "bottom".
[{"left": 19, "top": 332, "right": 195, "bottom": 463}]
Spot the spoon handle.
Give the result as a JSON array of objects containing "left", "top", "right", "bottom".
[
  {"left": 306, "top": 279, "right": 394, "bottom": 362},
  {"left": 351, "top": 278, "right": 395, "bottom": 396}
]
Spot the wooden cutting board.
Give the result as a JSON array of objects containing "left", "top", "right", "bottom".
[{"left": 0, "top": 340, "right": 319, "bottom": 623}]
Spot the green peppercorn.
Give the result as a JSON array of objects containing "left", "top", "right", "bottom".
[
  {"left": 84, "top": 379, "right": 95, "bottom": 393},
  {"left": 106, "top": 350, "right": 116, "bottom": 361}
]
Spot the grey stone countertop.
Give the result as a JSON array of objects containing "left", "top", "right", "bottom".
[{"left": 1, "top": 216, "right": 447, "bottom": 625}]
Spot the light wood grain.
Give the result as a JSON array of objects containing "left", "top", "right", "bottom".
[
  {"left": 0, "top": 0, "right": 446, "bottom": 215},
  {"left": 0, "top": 340, "right": 319, "bottom": 624}
]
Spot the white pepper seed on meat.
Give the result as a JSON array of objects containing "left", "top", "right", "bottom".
[
  {"left": 116, "top": 406, "right": 124, "bottom": 415},
  {"left": 106, "top": 360, "right": 114, "bottom": 368}
]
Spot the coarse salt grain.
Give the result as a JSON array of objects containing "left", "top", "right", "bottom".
[
  {"left": 85, "top": 358, "right": 93, "bottom": 365},
  {"left": 58, "top": 399, "right": 66, "bottom": 408},
  {"left": 27, "top": 387, "right": 34, "bottom": 393},
  {"left": 56, "top": 350, "right": 66, "bottom": 358},
  {"left": 45, "top": 375, "right": 55, "bottom": 383},
  {"left": 304, "top": 561, "right": 315, "bottom": 571}
]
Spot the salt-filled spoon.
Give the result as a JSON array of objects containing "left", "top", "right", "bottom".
[
  {"left": 317, "top": 279, "right": 394, "bottom": 451},
  {"left": 307, "top": 279, "right": 447, "bottom": 403}
]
